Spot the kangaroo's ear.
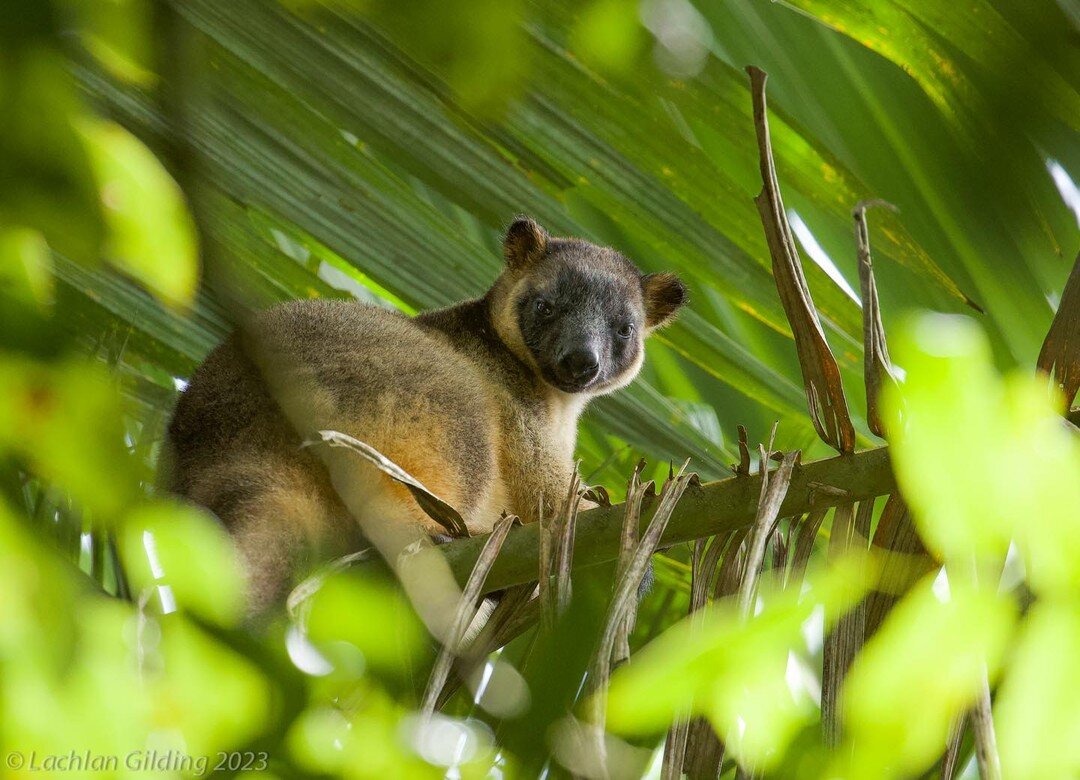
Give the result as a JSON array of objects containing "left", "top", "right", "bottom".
[
  {"left": 503, "top": 216, "right": 549, "bottom": 269},
  {"left": 642, "top": 272, "right": 688, "bottom": 329}
]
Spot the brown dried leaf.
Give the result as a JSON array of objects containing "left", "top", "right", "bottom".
[
  {"left": 941, "top": 714, "right": 968, "bottom": 780},
  {"left": 690, "top": 533, "right": 732, "bottom": 612},
  {"left": 588, "top": 463, "right": 695, "bottom": 746},
  {"left": 854, "top": 200, "right": 901, "bottom": 437},
  {"left": 736, "top": 449, "right": 800, "bottom": 617},
  {"left": 433, "top": 582, "right": 540, "bottom": 710},
  {"left": 1037, "top": 250, "right": 1080, "bottom": 410},
  {"left": 747, "top": 66, "right": 856, "bottom": 453},
  {"left": 770, "top": 523, "right": 788, "bottom": 575},
  {"left": 683, "top": 717, "right": 725, "bottom": 780},
  {"left": 715, "top": 529, "right": 748, "bottom": 600},
  {"left": 540, "top": 471, "right": 584, "bottom": 629},
  {"left": 555, "top": 472, "right": 584, "bottom": 618},
  {"left": 787, "top": 505, "right": 829, "bottom": 588},
  {"left": 538, "top": 493, "right": 553, "bottom": 621},
  {"left": 821, "top": 499, "right": 873, "bottom": 744},
  {"left": 613, "top": 460, "right": 650, "bottom": 664},
  {"left": 938, "top": 675, "right": 1000, "bottom": 780},
  {"left": 582, "top": 484, "right": 612, "bottom": 507},
  {"left": 865, "top": 494, "right": 931, "bottom": 639},
  {"left": 421, "top": 513, "right": 519, "bottom": 716},
  {"left": 735, "top": 424, "right": 752, "bottom": 476},
  {"left": 821, "top": 500, "right": 860, "bottom": 748},
  {"left": 662, "top": 719, "right": 690, "bottom": 780},
  {"left": 307, "top": 429, "right": 469, "bottom": 537},
  {"left": 972, "top": 676, "right": 1002, "bottom": 780}
]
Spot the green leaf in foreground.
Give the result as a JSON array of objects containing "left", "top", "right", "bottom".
[
  {"left": 0, "top": 500, "right": 269, "bottom": 763},
  {"left": 287, "top": 696, "right": 483, "bottom": 780},
  {"left": 605, "top": 555, "right": 869, "bottom": 770},
  {"left": 839, "top": 576, "right": 1016, "bottom": 780},
  {"left": 0, "top": 48, "right": 105, "bottom": 263},
  {"left": 885, "top": 313, "right": 1080, "bottom": 595},
  {"left": 150, "top": 616, "right": 272, "bottom": 753},
  {"left": 76, "top": 118, "right": 199, "bottom": 307},
  {"left": 0, "top": 356, "right": 140, "bottom": 518},
  {"left": 304, "top": 572, "right": 428, "bottom": 677},
  {"left": 121, "top": 500, "right": 247, "bottom": 626},
  {"left": 0, "top": 227, "right": 53, "bottom": 310},
  {"left": 68, "top": 0, "right": 157, "bottom": 87},
  {"left": 995, "top": 601, "right": 1080, "bottom": 780}
]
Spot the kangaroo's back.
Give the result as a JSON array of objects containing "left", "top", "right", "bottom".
[{"left": 166, "top": 298, "right": 502, "bottom": 614}]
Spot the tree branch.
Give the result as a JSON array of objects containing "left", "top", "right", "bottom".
[{"left": 442, "top": 447, "right": 895, "bottom": 593}]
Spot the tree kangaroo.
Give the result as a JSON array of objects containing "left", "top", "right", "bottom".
[{"left": 165, "top": 217, "right": 687, "bottom": 615}]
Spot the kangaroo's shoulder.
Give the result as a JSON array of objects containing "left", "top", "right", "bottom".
[{"left": 415, "top": 296, "right": 541, "bottom": 400}]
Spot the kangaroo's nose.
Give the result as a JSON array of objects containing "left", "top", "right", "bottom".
[{"left": 557, "top": 349, "right": 600, "bottom": 386}]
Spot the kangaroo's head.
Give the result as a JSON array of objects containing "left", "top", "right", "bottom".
[{"left": 489, "top": 216, "right": 686, "bottom": 396}]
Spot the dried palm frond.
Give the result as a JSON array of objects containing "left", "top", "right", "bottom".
[
  {"left": 748, "top": 66, "right": 855, "bottom": 454},
  {"left": 306, "top": 429, "right": 469, "bottom": 537},
  {"left": 854, "top": 200, "right": 901, "bottom": 437},
  {"left": 1037, "top": 251, "right": 1080, "bottom": 410},
  {"left": 421, "top": 513, "right": 518, "bottom": 716}
]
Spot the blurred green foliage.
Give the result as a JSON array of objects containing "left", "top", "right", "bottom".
[
  {"left": 604, "top": 315, "right": 1080, "bottom": 778},
  {"left": 841, "top": 577, "right": 1014, "bottom": 779},
  {"left": 0, "top": 0, "right": 197, "bottom": 307},
  {"left": 0, "top": 0, "right": 1078, "bottom": 777},
  {"left": 120, "top": 501, "right": 247, "bottom": 626},
  {"left": 76, "top": 117, "right": 199, "bottom": 307},
  {"left": 883, "top": 315, "right": 1080, "bottom": 779},
  {"left": 0, "top": 357, "right": 139, "bottom": 517},
  {"left": 887, "top": 315, "right": 1080, "bottom": 596},
  {"left": 607, "top": 555, "right": 870, "bottom": 769},
  {"left": 0, "top": 500, "right": 270, "bottom": 772}
]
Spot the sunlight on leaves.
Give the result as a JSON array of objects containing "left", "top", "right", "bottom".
[
  {"left": 0, "top": 502, "right": 79, "bottom": 664},
  {"left": 66, "top": 0, "right": 156, "bottom": 86},
  {"left": 151, "top": 617, "right": 272, "bottom": 753},
  {"left": 0, "top": 357, "right": 139, "bottom": 518},
  {"left": 121, "top": 501, "right": 247, "bottom": 625},
  {"left": 839, "top": 576, "right": 1015, "bottom": 779},
  {"left": 884, "top": 313, "right": 1080, "bottom": 594},
  {"left": 76, "top": 118, "right": 199, "bottom": 307},
  {"left": 876, "top": 311, "right": 1080, "bottom": 778},
  {"left": 0, "top": 0, "right": 1076, "bottom": 776},
  {"left": 606, "top": 555, "right": 869, "bottom": 770},
  {"left": 568, "top": 0, "right": 648, "bottom": 74},
  {"left": 0, "top": 503, "right": 269, "bottom": 766},
  {"left": 303, "top": 572, "right": 428, "bottom": 677},
  {"left": 321, "top": 0, "right": 528, "bottom": 115},
  {"left": 995, "top": 601, "right": 1080, "bottom": 780},
  {"left": 0, "top": 227, "right": 53, "bottom": 310}
]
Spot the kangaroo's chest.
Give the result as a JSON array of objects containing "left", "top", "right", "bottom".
[{"left": 492, "top": 390, "right": 582, "bottom": 524}]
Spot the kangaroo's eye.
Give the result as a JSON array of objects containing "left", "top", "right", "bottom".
[
  {"left": 535, "top": 299, "right": 554, "bottom": 317},
  {"left": 617, "top": 323, "right": 635, "bottom": 340}
]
